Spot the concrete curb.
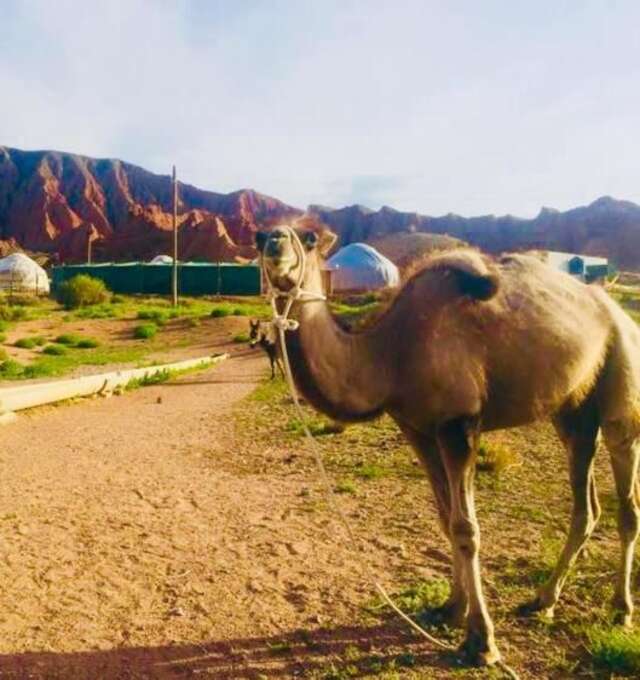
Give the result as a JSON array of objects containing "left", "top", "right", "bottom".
[{"left": 0, "top": 353, "right": 228, "bottom": 420}]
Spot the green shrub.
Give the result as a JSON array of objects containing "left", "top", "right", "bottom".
[
  {"left": 232, "top": 307, "right": 248, "bottom": 316},
  {"left": 0, "top": 320, "right": 8, "bottom": 332},
  {"left": 111, "top": 294, "right": 125, "bottom": 304},
  {"left": 233, "top": 332, "right": 250, "bottom": 343},
  {"left": 42, "top": 344, "right": 67, "bottom": 356},
  {"left": 586, "top": 625, "right": 640, "bottom": 675},
  {"left": 126, "top": 368, "right": 172, "bottom": 390},
  {"left": 137, "top": 309, "right": 169, "bottom": 325},
  {"left": 0, "top": 305, "right": 27, "bottom": 321},
  {"left": 56, "top": 275, "right": 109, "bottom": 309},
  {"left": 133, "top": 323, "right": 158, "bottom": 340},
  {"left": 0, "top": 333, "right": 6, "bottom": 343},
  {"left": 15, "top": 336, "right": 45, "bottom": 349},
  {"left": 0, "top": 359, "right": 24, "bottom": 379},
  {"left": 76, "top": 338, "right": 99, "bottom": 349},
  {"left": 55, "top": 333, "right": 81, "bottom": 346},
  {"left": 211, "top": 307, "right": 231, "bottom": 318}
]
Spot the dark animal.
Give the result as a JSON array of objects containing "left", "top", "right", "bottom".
[{"left": 249, "top": 319, "right": 285, "bottom": 380}]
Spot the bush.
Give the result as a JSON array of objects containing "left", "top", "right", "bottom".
[
  {"left": 111, "top": 294, "right": 125, "bottom": 304},
  {"left": 15, "top": 336, "right": 46, "bottom": 349},
  {"left": 76, "top": 338, "right": 99, "bottom": 349},
  {"left": 587, "top": 625, "right": 640, "bottom": 674},
  {"left": 211, "top": 307, "right": 231, "bottom": 318},
  {"left": 42, "top": 344, "right": 67, "bottom": 356},
  {"left": 0, "top": 305, "right": 27, "bottom": 322},
  {"left": 56, "top": 275, "right": 109, "bottom": 310},
  {"left": 133, "top": 323, "right": 158, "bottom": 340},
  {"left": 55, "top": 333, "right": 81, "bottom": 346},
  {"left": 233, "top": 332, "right": 250, "bottom": 343},
  {"left": 137, "top": 309, "right": 169, "bottom": 325},
  {"left": 0, "top": 359, "right": 25, "bottom": 379}
]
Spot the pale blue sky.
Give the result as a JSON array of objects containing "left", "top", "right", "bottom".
[{"left": 1, "top": 0, "right": 639, "bottom": 216}]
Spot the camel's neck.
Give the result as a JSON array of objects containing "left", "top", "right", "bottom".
[{"left": 280, "top": 264, "right": 392, "bottom": 422}]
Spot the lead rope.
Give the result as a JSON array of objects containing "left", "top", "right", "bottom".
[{"left": 262, "top": 228, "right": 519, "bottom": 680}]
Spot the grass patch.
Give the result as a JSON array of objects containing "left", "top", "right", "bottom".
[
  {"left": 42, "top": 344, "right": 68, "bottom": 356},
  {"left": 367, "top": 578, "right": 450, "bottom": 616},
  {"left": 126, "top": 368, "right": 173, "bottom": 390},
  {"left": 233, "top": 332, "right": 250, "bottom": 343},
  {"left": 76, "top": 338, "right": 100, "bottom": 349},
  {"left": 334, "top": 479, "right": 357, "bottom": 495},
  {"left": 211, "top": 307, "right": 231, "bottom": 318},
  {"left": 0, "top": 345, "right": 150, "bottom": 381},
  {"left": 14, "top": 336, "right": 46, "bottom": 349},
  {"left": 585, "top": 625, "right": 640, "bottom": 675},
  {"left": 55, "top": 333, "right": 82, "bottom": 346},
  {"left": 476, "top": 440, "right": 520, "bottom": 475},
  {"left": 133, "top": 323, "right": 158, "bottom": 340},
  {"left": 286, "top": 417, "right": 345, "bottom": 437},
  {"left": 354, "top": 463, "right": 387, "bottom": 480}
]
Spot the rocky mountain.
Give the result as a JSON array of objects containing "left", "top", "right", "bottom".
[
  {"left": 1, "top": 145, "right": 640, "bottom": 270},
  {"left": 0, "top": 146, "right": 300, "bottom": 263},
  {"left": 309, "top": 197, "right": 640, "bottom": 271}
]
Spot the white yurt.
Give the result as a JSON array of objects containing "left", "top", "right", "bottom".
[
  {"left": 0, "top": 253, "right": 50, "bottom": 295},
  {"left": 326, "top": 242, "right": 400, "bottom": 292},
  {"left": 149, "top": 254, "right": 174, "bottom": 265}
]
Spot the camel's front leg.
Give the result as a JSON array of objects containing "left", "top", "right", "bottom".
[
  {"left": 400, "top": 425, "right": 468, "bottom": 626},
  {"left": 437, "top": 418, "right": 501, "bottom": 666}
]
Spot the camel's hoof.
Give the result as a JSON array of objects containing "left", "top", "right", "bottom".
[
  {"left": 459, "top": 634, "right": 501, "bottom": 667},
  {"left": 517, "top": 597, "right": 554, "bottom": 620},
  {"left": 613, "top": 610, "right": 633, "bottom": 628},
  {"left": 611, "top": 595, "right": 633, "bottom": 628}
]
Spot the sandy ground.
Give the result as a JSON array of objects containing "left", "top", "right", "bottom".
[{"left": 0, "top": 333, "right": 629, "bottom": 679}]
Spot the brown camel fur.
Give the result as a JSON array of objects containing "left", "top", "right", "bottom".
[{"left": 256, "top": 225, "right": 640, "bottom": 666}]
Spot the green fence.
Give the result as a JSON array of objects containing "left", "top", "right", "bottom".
[{"left": 51, "top": 262, "right": 262, "bottom": 296}]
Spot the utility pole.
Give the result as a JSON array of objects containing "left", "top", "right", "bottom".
[{"left": 172, "top": 165, "right": 178, "bottom": 306}]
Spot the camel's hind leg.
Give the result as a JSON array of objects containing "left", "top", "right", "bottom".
[
  {"left": 530, "top": 398, "right": 601, "bottom": 618},
  {"left": 602, "top": 421, "right": 640, "bottom": 627}
]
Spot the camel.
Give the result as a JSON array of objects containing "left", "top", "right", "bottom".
[
  {"left": 249, "top": 319, "right": 285, "bottom": 379},
  {"left": 256, "top": 225, "right": 640, "bottom": 666}
]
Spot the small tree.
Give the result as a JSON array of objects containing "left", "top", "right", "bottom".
[{"left": 56, "top": 274, "right": 109, "bottom": 309}]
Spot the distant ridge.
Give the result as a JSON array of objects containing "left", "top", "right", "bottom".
[
  {"left": 0, "top": 146, "right": 300, "bottom": 262},
  {"left": 310, "top": 195, "right": 640, "bottom": 270},
  {"left": 1, "top": 145, "right": 640, "bottom": 269}
]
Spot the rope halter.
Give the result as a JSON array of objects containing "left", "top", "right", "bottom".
[{"left": 261, "top": 225, "right": 326, "bottom": 334}]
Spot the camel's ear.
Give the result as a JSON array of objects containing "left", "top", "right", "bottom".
[
  {"left": 249, "top": 318, "right": 258, "bottom": 329},
  {"left": 255, "top": 231, "right": 268, "bottom": 252},
  {"left": 300, "top": 229, "right": 338, "bottom": 256},
  {"left": 317, "top": 231, "right": 338, "bottom": 256},
  {"left": 433, "top": 251, "right": 499, "bottom": 301}
]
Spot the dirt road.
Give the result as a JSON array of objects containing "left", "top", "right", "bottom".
[{"left": 0, "top": 345, "right": 440, "bottom": 680}]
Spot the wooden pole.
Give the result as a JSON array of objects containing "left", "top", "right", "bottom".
[
  {"left": 172, "top": 165, "right": 178, "bottom": 306},
  {"left": 87, "top": 234, "right": 92, "bottom": 265}
]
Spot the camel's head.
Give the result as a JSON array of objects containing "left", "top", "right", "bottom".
[
  {"left": 248, "top": 318, "right": 260, "bottom": 347},
  {"left": 255, "top": 225, "right": 337, "bottom": 291}
]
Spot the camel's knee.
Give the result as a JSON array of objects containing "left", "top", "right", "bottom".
[{"left": 451, "top": 519, "right": 480, "bottom": 557}]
